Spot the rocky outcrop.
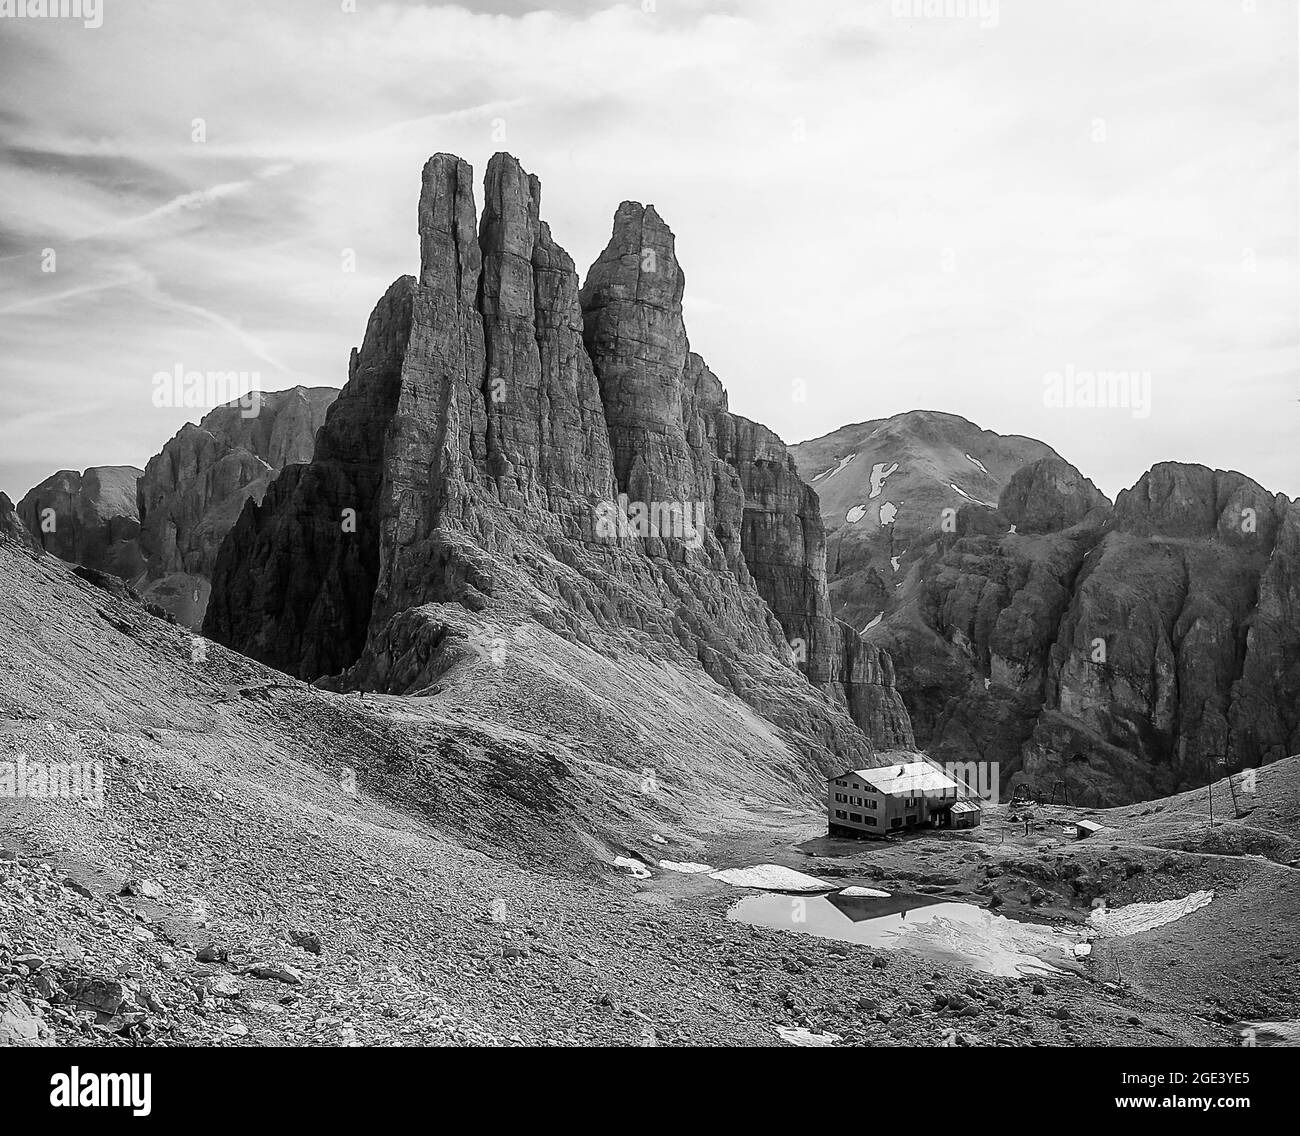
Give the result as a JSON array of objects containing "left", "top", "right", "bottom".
[
  {"left": 0, "top": 493, "right": 38, "bottom": 550},
  {"left": 791, "top": 412, "right": 1060, "bottom": 634},
  {"left": 999, "top": 456, "right": 1110, "bottom": 535},
  {"left": 136, "top": 387, "right": 336, "bottom": 627},
  {"left": 580, "top": 202, "right": 702, "bottom": 511},
  {"left": 707, "top": 411, "right": 914, "bottom": 746},
  {"left": 1113, "top": 462, "right": 1285, "bottom": 544},
  {"left": 837, "top": 631, "right": 915, "bottom": 749},
  {"left": 17, "top": 466, "right": 144, "bottom": 580},
  {"left": 834, "top": 453, "right": 1298, "bottom": 804},
  {"left": 205, "top": 281, "right": 412, "bottom": 678},
  {"left": 478, "top": 156, "right": 615, "bottom": 519},
  {"left": 1044, "top": 464, "right": 1290, "bottom": 790},
  {"left": 13, "top": 389, "right": 335, "bottom": 628},
  {"left": 206, "top": 152, "right": 914, "bottom": 775},
  {"left": 1230, "top": 499, "right": 1300, "bottom": 768},
  {"left": 577, "top": 201, "right": 910, "bottom": 744}
]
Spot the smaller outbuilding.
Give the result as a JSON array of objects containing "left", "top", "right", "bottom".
[{"left": 949, "top": 799, "right": 982, "bottom": 830}]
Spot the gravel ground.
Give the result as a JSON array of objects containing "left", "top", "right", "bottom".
[{"left": 0, "top": 537, "right": 1284, "bottom": 1048}]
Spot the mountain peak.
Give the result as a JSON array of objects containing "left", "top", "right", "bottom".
[
  {"left": 1116, "top": 461, "right": 1285, "bottom": 545},
  {"left": 204, "top": 152, "right": 915, "bottom": 773}
]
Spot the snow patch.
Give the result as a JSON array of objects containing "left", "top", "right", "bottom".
[
  {"left": 1088, "top": 891, "right": 1214, "bottom": 938},
  {"left": 658, "top": 860, "right": 713, "bottom": 874},
  {"left": 889, "top": 555, "right": 901, "bottom": 572},
  {"left": 710, "top": 864, "right": 830, "bottom": 892},
  {"left": 879, "top": 502, "right": 898, "bottom": 526},
  {"left": 964, "top": 453, "right": 989, "bottom": 474},
  {"left": 845, "top": 504, "right": 868, "bottom": 523},
  {"left": 1009, "top": 524, "right": 1017, "bottom": 534},
  {"left": 869, "top": 461, "right": 899, "bottom": 499},
  {"left": 1240, "top": 1021, "right": 1300, "bottom": 1046},
  {"left": 949, "top": 483, "right": 996, "bottom": 508},
  {"left": 862, "top": 614, "right": 882, "bottom": 633},
  {"left": 813, "top": 453, "right": 857, "bottom": 483},
  {"left": 613, "top": 856, "right": 652, "bottom": 879},
  {"left": 839, "top": 886, "right": 890, "bottom": 898}
]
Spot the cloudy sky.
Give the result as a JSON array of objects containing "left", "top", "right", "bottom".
[{"left": 0, "top": 0, "right": 1295, "bottom": 503}]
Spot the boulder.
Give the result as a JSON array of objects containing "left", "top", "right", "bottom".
[{"left": 0, "top": 993, "right": 51, "bottom": 1046}]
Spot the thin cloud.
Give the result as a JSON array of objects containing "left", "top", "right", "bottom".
[
  {"left": 0, "top": 269, "right": 151, "bottom": 316},
  {"left": 0, "top": 0, "right": 1294, "bottom": 503},
  {"left": 97, "top": 179, "right": 257, "bottom": 235}
]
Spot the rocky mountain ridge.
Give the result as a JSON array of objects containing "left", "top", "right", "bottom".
[
  {"left": 795, "top": 415, "right": 1299, "bottom": 804},
  {"left": 791, "top": 411, "right": 1062, "bottom": 633},
  {"left": 205, "top": 152, "right": 915, "bottom": 782},
  {"left": 12, "top": 388, "right": 337, "bottom": 628},
  {"left": 0, "top": 492, "right": 37, "bottom": 550},
  {"left": 14, "top": 160, "right": 1289, "bottom": 810},
  {"left": 135, "top": 387, "right": 337, "bottom": 626},
  {"left": 17, "top": 466, "right": 145, "bottom": 582}
]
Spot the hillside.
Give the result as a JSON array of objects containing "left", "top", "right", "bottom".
[
  {"left": 0, "top": 531, "right": 1270, "bottom": 1047},
  {"left": 0, "top": 529, "right": 845, "bottom": 1046}
]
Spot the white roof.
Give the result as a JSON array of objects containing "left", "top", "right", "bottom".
[{"left": 841, "top": 761, "right": 961, "bottom": 797}]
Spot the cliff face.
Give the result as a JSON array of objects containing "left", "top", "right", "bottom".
[
  {"left": 17, "top": 466, "right": 145, "bottom": 580},
  {"left": 825, "top": 444, "right": 1298, "bottom": 804},
  {"left": 204, "top": 283, "right": 412, "bottom": 678},
  {"left": 1231, "top": 498, "right": 1300, "bottom": 770},
  {"left": 1000, "top": 456, "right": 1111, "bottom": 535},
  {"left": 136, "top": 386, "right": 337, "bottom": 627},
  {"left": 14, "top": 388, "right": 336, "bottom": 629},
  {"left": 1043, "top": 464, "right": 1294, "bottom": 787},
  {"left": 578, "top": 199, "right": 912, "bottom": 747},
  {"left": 0, "top": 492, "right": 38, "bottom": 551},
  {"left": 579, "top": 202, "right": 702, "bottom": 513},
  {"left": 206, "top": 152, "right": 913, "bottom": 773}
]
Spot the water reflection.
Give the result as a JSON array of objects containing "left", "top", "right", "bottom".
[{"left": 728, "top": 890, "right": 1086, "bottom": 977}]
